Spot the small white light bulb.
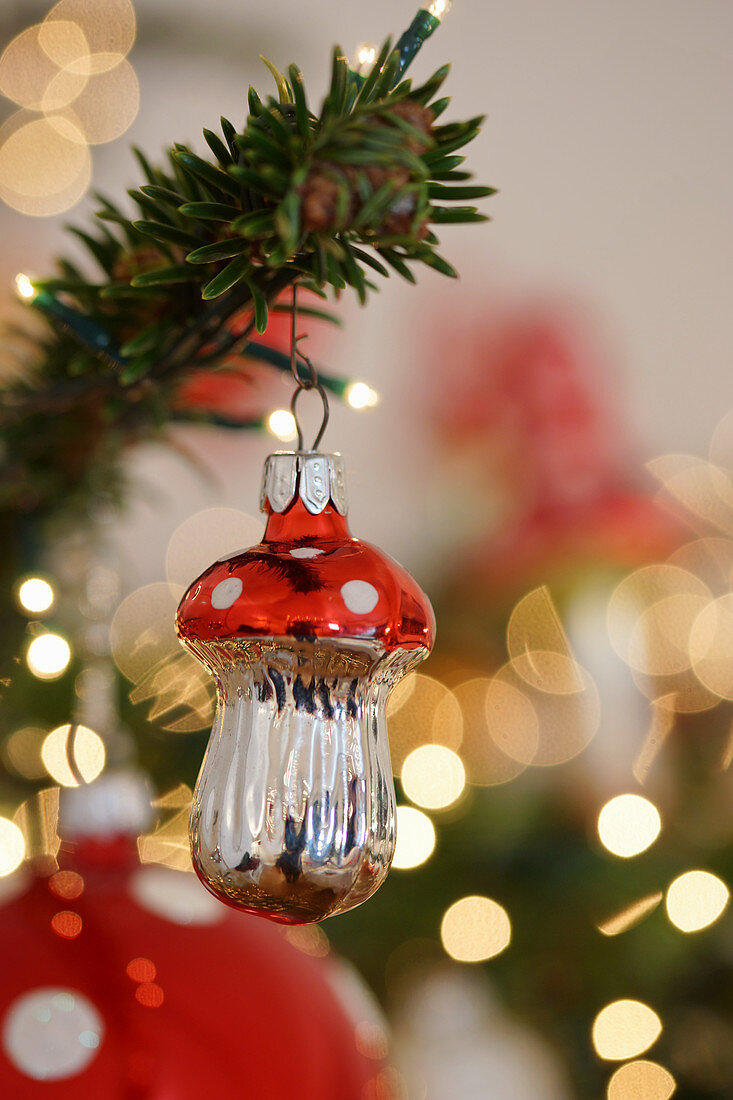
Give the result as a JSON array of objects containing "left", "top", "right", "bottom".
[
  {"left": 26, "top": 633, "right": 71, "bottom": 680},
  {"left": 353, "top": 42, "right": 378, "bottom": 77},
  {"left": 345, "top": 382, "right": 379, "bottom": 410},
  {"left": 267, "top": 409, "right": 298, "bottom": 442},
  {"left": 17, "top": 577, "right": 55, "bottom": 615},
  {"left": 14, "top": 273, "right": 37, "bottom": 301},
  {"left": 424, "top": 0, "right": 453, "bottom": 21}
]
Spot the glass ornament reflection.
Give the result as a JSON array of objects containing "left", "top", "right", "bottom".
[{"left": 176, "top": 453, "right": 435, "bottom": 923}]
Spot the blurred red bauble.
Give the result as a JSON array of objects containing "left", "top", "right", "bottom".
[{"left": 0, "top": 810, "right": 383, "bottom": 1098}]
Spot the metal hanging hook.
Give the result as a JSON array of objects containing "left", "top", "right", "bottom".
[{"left": 288, "top": 283, "right": 330, "bottom": 451}]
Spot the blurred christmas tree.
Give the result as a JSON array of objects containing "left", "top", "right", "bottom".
[{"left": 1, "top": 4, "right": 732, "bottom": 1099}]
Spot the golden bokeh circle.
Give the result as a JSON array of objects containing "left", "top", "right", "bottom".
[
  {"left": 50, "top": 58, "right": 139, "bottom": 145},
  {"left": 689, "top": 594, "right": 733, "bottom": 701},
  {"left": 401, "top": 744, "right": 466, "bottom": 810},
  {"left": 0, "top": 818, "right": 26, "bottom": 877},
  {"left": 0, "top": 24, "right": 88, "bottom": 111},
  {"left": 607, "top": 1060, "right": 676, "bottom": 1100},
  {"left": 46, "top": 0, "right": 136, "bottom": 59},
  {"left": 608, "top": 565, "right": 710, "bottom": 666},
  {"left": 440, "top": 895, "right": 511, "bottom": 963},
  {"left": 41, "top": 723, "right": 106, "bottom": 787},
  {"left": 597, "top": 794, "right": 662, "bottom": 858},
  {"left": 392, "top": 806, "right": 436, "bottom": 870},
  {"left": 165, "top": 508, "right": 264, "bottom": 590},
  {"left": 592, "top": 999, "right": 662, "bottom": 1061},
  {"left": 0, "top": 111, "right": 91, "bottom": 216},
  {"left": 387, "top": 675, "right": 462, "bottom": 774},
  {"left": 665, "top": 870, "right": 730, "bottom": 933}
]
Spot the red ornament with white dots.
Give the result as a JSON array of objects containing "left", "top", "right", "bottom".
[{"left": 176, "top": 451, "right": 435, "bottom": 924}]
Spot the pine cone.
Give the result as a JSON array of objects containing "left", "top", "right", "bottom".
[{"left": 300, "top": 100, "right": 434, "bottom": 236}]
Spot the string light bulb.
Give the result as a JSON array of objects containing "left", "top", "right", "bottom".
[
  {"left": 16, "top": 577, "right": 55, "bottom": 615},
  {"left": 424, "top": 0, "right": 453, "bottom": 21},
  {"left": 14, "top": 273, "right": 37, "bottom": 301},
  {"left": 345, "top": 382, "right": 379, "bottom": 410},
  {"left": 353, "top": 42, "right": 378, "bottom": 77},
  {"left": 267, "top": 409, "right": 298, "bottom": 441},
  {"left": 26, "top": 633, "right": 71, "bottom": 680}
]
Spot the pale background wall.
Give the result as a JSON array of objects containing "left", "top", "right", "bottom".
[{"left": 2, "top": 0, "right": 732, "bottom": 586}]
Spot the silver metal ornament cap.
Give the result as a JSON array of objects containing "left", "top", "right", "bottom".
[{"left": 259, "top": 451, "right": 348, "bottom": 516}]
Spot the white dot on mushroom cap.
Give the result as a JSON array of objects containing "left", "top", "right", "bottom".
[
  {"left": 2, "top": 987, "right": 104, "bottom": 1080},
  {"left": 341, "top": 580, "right": 379, "bottom": 614},
  {"left": 290, "top": 547, "right": 324, "bottom": 559},
  {"left": 130, "top": 867, "right": 225, "bottom": 926},
  {"left": 210, "top": 577, "right": 243, "bottom": 609}
]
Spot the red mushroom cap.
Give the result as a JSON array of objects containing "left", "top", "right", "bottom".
[{"left": 176, "top": 453, "right": 435, "bottom": 653}]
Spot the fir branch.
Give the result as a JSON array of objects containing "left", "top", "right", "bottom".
[{"left": 0, "top": 32, "right": 494, "bottom": 522}]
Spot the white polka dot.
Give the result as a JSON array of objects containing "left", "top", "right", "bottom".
[
  {"left": 2, "top": 987, "right": 104, "bottom": 1080},
  {"left": 340, "top": 580, "right": 379, "bottom": 614},
  {"left": 210, "top": 577, "right": 243, "bottom": 610},
  {"left": 290, "top": 547, "right": 324, "bottom": 559},
  {"left": 130, "top": 867, "right": 225, "bottom": 926}
]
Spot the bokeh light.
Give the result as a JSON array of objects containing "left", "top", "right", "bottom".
[
  {"left": 138, "top": 785, "right": 193, "bottom": 873},
  {"left": 345, "top": 381, "right": 379, "bottom": 409},
  {"left": 427, "top": 0, "right": 453, "bottom": 20},
  {"left": 665, "top": 870, "right": 729, "bottom": 933},
  {"left": 392, "top": 806, "right": 435, "bottom": 870},
  {"left": 41, "top": 723, "right": 106, "bottom": 787},
  {"left": 135, "top": 982, "right": 164, "bottom": 1008},
  {"left": 0, "top": 0, "right": 138, "bottom": 216},
  {"left": 355, "top": 1021, "right": 390, "bottom": 1061},
  {"left": 110, "top": 583, "right": 213, "bottom": 732},
  {"left": 597, "top": 794, "right": 662, "bottom": 858},
  {"left": 51, "top": 910, "right": 82, "bottom": 939},
  {"left": 387, "top": 674, "right": 462, "bottom": 773},
  {"left": 14, "top": 272, "right": 37, "bottom": 300},
  {"left": 353, "top": 42, "right": 378, "bottom": 76},
  {"left": 51, "top": 58, "right": 139, "bottom": 145},
  {"left": 3, "top": 726, "right": 48, "bottom": 780},
  {"left": 0, "top": 23, "right": 88, "bottom": 111},
  {"left": 507, "top": 586, "right": 582, "bottom": 694},
  {"left": 13, "top": 787, "right": 61, "bottom": 867},
  {"left": 26, "top": 632, "right": 71, "bottom": 679},
  {"left": 165, "top": 507, "right": 263, "bottom": 589},
  {"left": 283, "top": 925, "right": 330, "bottom": 958},
  {"left": 607, "top": 564, "right": 710, "bottom": 669},
  {"left": 647, "top": 453, "right": 733, "bottom": 537},
  {"left": 440, "top": 895, "right": 511, "bottom": 963},
  {"left": 401, "top": 744, "right": 465, "bottom": 809},
  {"left": 48, "top": 870, "right": 84, "bottom": 900},
  {"left": 488, "top": 660, "right": 600, "bottom": 768},
  {"left": 454, "top": 676, "right": 529, "bottom": 786},
  {"left": 592, "top": 999, "right": 662, "bottom": 1061},
  {"left": 689, "top": 594, "right": 733, "bottom": 700},
  {"left": 126, "top": 957, "right": 156, "bottom": 983},
  {"left": 267, "top": 409, "right": 298, "bottom": 441},
  {"left": 46, "top": 0, "right": 137, "bottom": 60},
  {"left": 598, "top": 892, "right": 663, "bottom": 937},
  {"left": 0, "top": 818, "right": 26, "bottom": 877},
  {"left": 607, "top": 1060, "right": 676, "bottom": 1100},
  {"left": 17, "top": 576, "right": 55, "bottom": 614},
  {"left": 0, "top": 112, "right": 91, "bottom": 216}
]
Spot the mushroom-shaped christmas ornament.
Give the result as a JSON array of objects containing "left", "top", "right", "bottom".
[{"left": 176, "top": 451, "right": 435, "bottom": 924}]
